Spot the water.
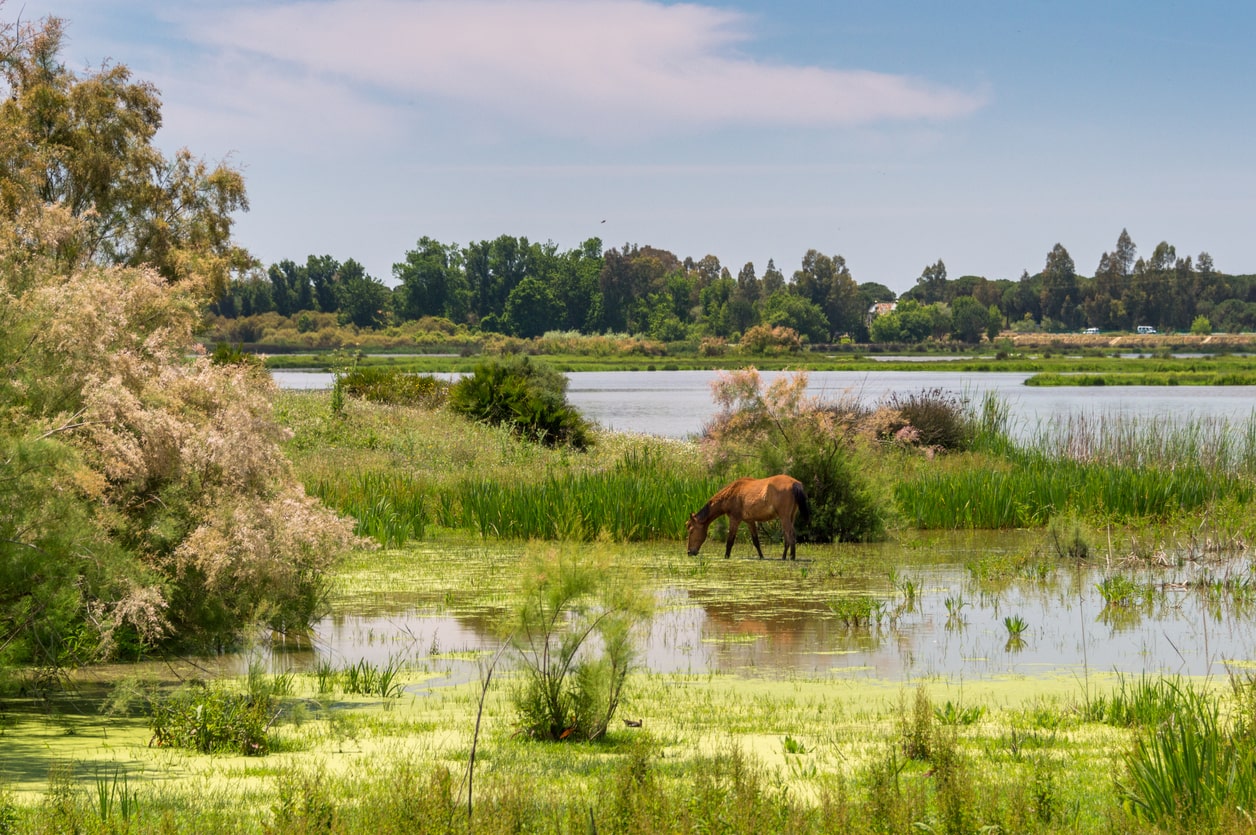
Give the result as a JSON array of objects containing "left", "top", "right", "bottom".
[
  {"left": 274, "top": 368, "right": 1256, "bottom": 439},
  {"left": 276, "top": 534, "right": 1256, "bottom": 691}
]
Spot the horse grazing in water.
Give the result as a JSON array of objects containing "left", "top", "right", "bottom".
[{"left": 686, "top": 475, "right": 809, "bottom": 560}]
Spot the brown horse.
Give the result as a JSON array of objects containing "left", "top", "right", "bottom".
[{"left": 686, "top": 475, "right": 809, "bottom": 560}]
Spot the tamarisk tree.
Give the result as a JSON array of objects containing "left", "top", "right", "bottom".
[{"left": 0, "top": 8, "right": 357, "bottom": 667}]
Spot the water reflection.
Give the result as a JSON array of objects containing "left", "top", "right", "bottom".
[
  {"left": 127, "top": 535, "right": 1256, "bottom": 691},
  {"left": 266, "top": 535, "right": 1256, "bottom": 688}
]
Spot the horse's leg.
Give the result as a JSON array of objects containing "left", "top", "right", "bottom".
[
  {"left": 724, "top": 519, "right": 740, "bottom": 558},
  {"left": 747, "top": 522, "right": 764, "bottom": 559},
  {"left": 782, "top": 512, "right": 795, "bottom": 560}
]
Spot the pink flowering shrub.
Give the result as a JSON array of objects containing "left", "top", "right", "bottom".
[{"left": 2, "top": 226, "right": 358, "bottom": 661}]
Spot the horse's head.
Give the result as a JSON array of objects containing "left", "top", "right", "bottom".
[{"left": 686, "top": 513, "right": 709, "bottom": 556}]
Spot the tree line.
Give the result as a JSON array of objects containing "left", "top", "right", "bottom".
[{"left": 213, "top": 229, "right": 1256, "bottom": 343}]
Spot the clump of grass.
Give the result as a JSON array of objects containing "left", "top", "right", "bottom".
[
  {"left": 828, "top": 594, "right": 887, "bottom": 627},
  {"left": 1119, "top": 678, "right": 1256, "bottom": 830}
]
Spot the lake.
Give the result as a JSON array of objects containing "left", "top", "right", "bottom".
[{"left": 273, "top": 368, "right": 1256, "bottom": 439}]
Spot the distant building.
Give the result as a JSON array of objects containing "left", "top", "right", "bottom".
[{"left": 867, "top": 301, "right": 897, "bottom": 326}]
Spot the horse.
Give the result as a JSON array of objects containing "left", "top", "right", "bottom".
[{"left": 686, "top": 475, "right": 809, "bottom": 560}]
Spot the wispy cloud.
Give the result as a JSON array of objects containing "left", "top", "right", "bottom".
[{"left": 178, "top": 0, "right": 987, "bottom": 142}]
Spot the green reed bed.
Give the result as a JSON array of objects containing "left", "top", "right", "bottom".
[
  {"left": 454, "top": 467, "right": 724, "bottom": 541},
  {"left": 896, "top": 457, "right": 1241, "bottom": 528},
  {"left": 897, "top": 413, "right": 1256, "bottom": 529},
  {"left": 308, "top": 470, "right": 429, "bottom": 547}
]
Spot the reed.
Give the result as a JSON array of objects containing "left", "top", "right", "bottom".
[
  {"left": 456, "top": 465, "right": 723, "bottom": 542},
  {"left": 896, "top": 454, "right": 1245, "bottom": 529},
  {"left": 308, "top": 470, "right": 429, "bottom": 547}
]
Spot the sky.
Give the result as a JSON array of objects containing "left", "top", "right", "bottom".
[{"left": 15, "top": 0, "right": 1256, "bottom": 293}]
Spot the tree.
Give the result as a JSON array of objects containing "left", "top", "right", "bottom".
[
  {"left": 0, "top": 10, "right": 357, "bottom": 664},
  {"left": 761, "top": 259, "right": 785, "bottom": 297},
  {"left": 1039, "top": 243, "right": 1080, "bottom": 329},
  {"left": 393, "top": 237, "right": 469, "bottom": 322},
  {"left": 0, "top": 12, "right": 251, "bottom": 296},
  {"left": 950, "top": 295, "right": 992, "bottom": 343},
  {"left": 335, "top": 259, "right": 390, "bottom": 328},
  {"left": 760, "top": 290, "right": 829, "bottom": 343},
  {"left": 596, "top": 244, "right": 681, "bottom": 333},
  {"left": 505, "top": 275, "right": 562, "bottom": 338},
  {"left": 914, "top": 260, "right": 948, "bottom": 303}
]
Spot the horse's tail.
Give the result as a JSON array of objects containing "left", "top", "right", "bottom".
[{"left": 792, "top": 481, "right": 810, "bottom": 524}]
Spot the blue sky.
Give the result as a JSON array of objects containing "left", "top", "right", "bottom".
[{"left": 20, "top": 0, "right": 1256, "bottom": 293}]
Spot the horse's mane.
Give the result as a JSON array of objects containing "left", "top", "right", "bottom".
[{"left": 696, "top": 478, "right": 750, "bottom": 521}]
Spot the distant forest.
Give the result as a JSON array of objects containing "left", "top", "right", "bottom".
[{"left": 210, "top": 229, "right": 1256, "bottom": 343}]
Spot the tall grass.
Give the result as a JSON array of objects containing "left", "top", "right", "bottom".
[
  {"left": 308, "top": 471, "right": 428, "bottom": 547},
  {"left": 896, "top": 412, "right": 1255, "bottom": 528},
  {"left": 456, "top": 462, "right": 724, "bottom": 542},
  {"left": 1119, "top": 678, "right": 1256, "bottom": 830}
]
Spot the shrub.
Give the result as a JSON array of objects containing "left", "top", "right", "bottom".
[
  {"left": 509, "top": 549, "right": 651, "bottom": 741},
  {"left": 702, "top": 368, "right": 887, "bottom": 542},
  {"left": 338, "top": 366, "right": 449, "bottom": 407},
  {"left": 880, "top": 388, "right": 975, "bottom": 451},
  {"left": 449, "top": 355, "right": 592, "bottom": 448},
  {"left": 148, "top": 683, "right": 274, "bottom": 755}
]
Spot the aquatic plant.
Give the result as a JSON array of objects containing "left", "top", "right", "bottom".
[
  {"left": 309, "top": 470, "right": 428, "bottom": 547},
  {"left": 147, "top": 683, "right": 275, "bottom": 755},
  {"left": 1096, "top": 574, "right": 1144, "bottom": 608},
  {"left": 1119, "top": 678, "right": 1256, "bottom": 829},
  {"left": 828, "top": 594, "right": 887, "bottom": 627},
  {"left": 934, "top": 700, "right": 986, "bottom": 726}
]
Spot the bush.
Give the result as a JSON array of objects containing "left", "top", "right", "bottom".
[
  {"left": 449, "top": 356, "right": 592, "bottom": 448},
  {"left": 510, "top": 549, "right": 650, "bottom": 741},
  {"left": 702, "top": 368, "right": 887, "bottom": 543},
  {"left": 881, "top": 388, "right": 975, "bottom": 451},
  {"left": 148, "top": 684, "right": 274, "bottom": 755},
  {"left": 338, "top": 366, "right": 449, "bottom": 407},
  {"left": 789, "top": 437, "right": 885, "bottom": 543}
]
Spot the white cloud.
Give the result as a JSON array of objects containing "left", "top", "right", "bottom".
[{"left": 179, "top": 0, "right": 987, "bottom": 142}]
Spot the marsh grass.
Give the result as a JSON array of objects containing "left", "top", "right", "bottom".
[
  {"left": 309, "top": 470, "right": 428, "bottom": 546},
  {"left": 9, "top": 674, "right": 1256, "bottom": 834}
]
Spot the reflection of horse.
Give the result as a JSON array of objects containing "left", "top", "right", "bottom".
[{"left": 686, "top": 475, "right": 809, "bottom": 560}]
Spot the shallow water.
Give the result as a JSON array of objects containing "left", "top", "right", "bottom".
[{"left": 178, "top": 533, "right": 1256, "bottom": 696}]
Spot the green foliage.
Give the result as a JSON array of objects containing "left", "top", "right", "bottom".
[
  {"left": 456, "top": 465, "right": 721, "bottom": 541},
  {"left": 1119, "top": 679, "right": 1256, "bottom": 829},
  {"left": 900, "top": 685, "right": 934, "bottom": 760},
  {"left": 449, "top": 355, "right": 592, "bottom": 448},
  {"left": 896, "top": 454, "right": 1244, "bottom": 529},
  {"left": 148, "top": 683, "right": 275, "bottom": 755},
  {"left": 208, "top": 341, "right": 261, "bottom": 367},
  {"left": 828, "top": 594, "right": 887, "bottom": 627},
  {"left": 338, "top": 366, "right": 450, "bottom": 407},
  {"left": 510, "top": 549, "right": 651, "bottom": 741},
  {"left": 309, "top": 470, "right": 429, "bottom": 547}
]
